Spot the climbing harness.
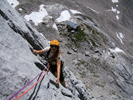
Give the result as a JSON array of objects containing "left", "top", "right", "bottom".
[{"left": 7, "top": 63, "right": 49, "bottom": 100}]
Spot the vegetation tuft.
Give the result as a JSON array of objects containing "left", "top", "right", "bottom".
[
  {"left": 84, "top": 24, "right": 93, "bottom": 31},
  {"left": 70, "top": 26, "right": 86, "bottom": 47}
]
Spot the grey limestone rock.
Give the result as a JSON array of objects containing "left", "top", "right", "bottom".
[{"left": 0, "top": 0, "right": 90, "bottom": 100}]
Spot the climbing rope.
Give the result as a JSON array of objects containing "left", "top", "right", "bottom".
[
  {"left": 29, "top": 72, "right": 45, "bottom": 100},
  {"left": 28, "top": 71, "right": 43, "bottom": 100},
  {"left": 7, "top": 63, "right": 49, "bottom": 100},
  {"left": 15, "top": 71, "right": 48, "bottom": 100}
]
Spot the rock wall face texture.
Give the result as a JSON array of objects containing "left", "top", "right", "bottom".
[
  {"left": 1, "top": 0, "right": 133, "bottom": 100},
  {"left": 0, "top": 0, "right": 90, "bottom": 100}
]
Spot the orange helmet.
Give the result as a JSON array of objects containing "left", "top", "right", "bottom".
[{"left": 50, "top": 39, "right": 60, "bottom": 46}]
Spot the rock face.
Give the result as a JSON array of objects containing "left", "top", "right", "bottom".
[
  {"left": 1, "top": 0, "right": 133, "bottom": 100},
  {"left": 0, "top": 0, "right": 90, "bottom": 100}
]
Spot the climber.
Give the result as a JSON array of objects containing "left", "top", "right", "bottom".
[{"left": 33, "top": 39, "right": 66, "bottom": 88}]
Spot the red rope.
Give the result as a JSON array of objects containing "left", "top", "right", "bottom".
[{"left": 15, "top": 71, "right": 47, "bottom": 100}]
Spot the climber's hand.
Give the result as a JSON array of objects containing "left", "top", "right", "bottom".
[
  {"left": 33, "top": 50, "right": 38, "bottom": 54},
  {"left": 56, "top": 78, "right": 59, "bottom": 85}
]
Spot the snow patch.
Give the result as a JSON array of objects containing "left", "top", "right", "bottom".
[
  {"left": 53, "top": 23, "right": 58, "bottom": 30},
  {"left": 87, "top": 6, "right": 99, "bottom": 14},
  {"left": 56, "top": 10, "right": 71, "bottom": 22},
  {"left": 116, "top": 15, "right": 119, "bottom": 20},
  {"left": 109, "top": 47, "right": 125, "bottom": 53},
  {"left": 24, "top": 4, "right": 48, "bottom": 26},
  {"left": 107, "top": 7, "right": 120, "bottom": 20},
  {"left": 116, "top": 32, "right": 124, "bottom": 44},
  {"left": 119, "top": 33, "right": 124, "bottom": 39},
  {"left": 70, "top": 9, "right": 82, "bottom": 14},
  {"left": 7, "top": 0, "right": 19, "bottom": 8},
  {"left": 111, "top": 7, "right": 120, "bottom": 14},
  {"left": 112, "top": 0, "right": 119, "bottom": 3},
  {"left": 19, "top": 8, "right": 22, "bottom": 11}
]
